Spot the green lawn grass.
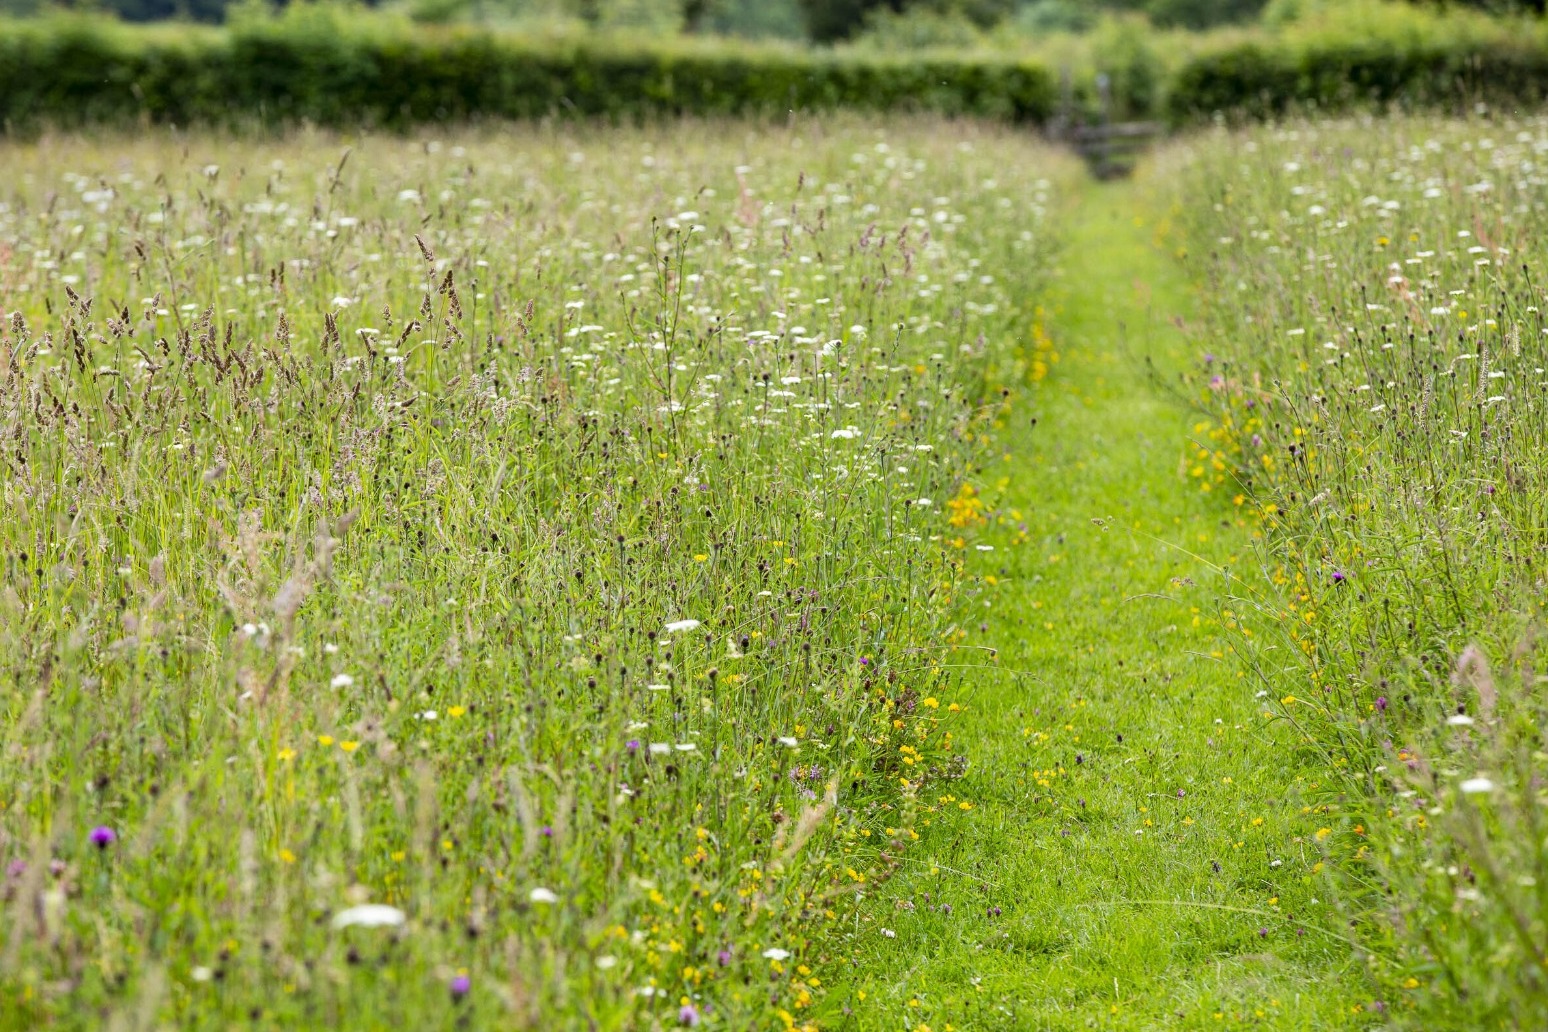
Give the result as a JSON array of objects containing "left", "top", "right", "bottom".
[{"left": 823, "top": 178, "right": 1377, "bottom": 1031}]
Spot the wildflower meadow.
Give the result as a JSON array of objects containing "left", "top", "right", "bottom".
[
  {"left": 0, "top": 121, "right": 1075, "bottom": 1028},
  {"left": 2, "top": 70, "right": 1548, "bottom": 1032}
]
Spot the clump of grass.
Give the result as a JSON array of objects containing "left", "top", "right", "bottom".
[
  {"left": 0, "top": 120, "right": 1073, "bottom": 1026},
  {"left": 1173, "top": 115, "right": 1548, "bottom": 1023}
]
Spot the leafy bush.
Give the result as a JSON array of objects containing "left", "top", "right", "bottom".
[
  {"left": 0, "top": 11, "right": 1057, "bottom": 131},
  {"left": 1168, "top": 3, "right": 1548, "bottom": 122}
]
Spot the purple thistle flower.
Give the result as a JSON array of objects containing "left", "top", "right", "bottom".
[
  {"left": 540, "top": 826, "right": 554, "bottom": 838},
  {"left": 450, "top": 974, "right": 471, "bottom": 999},
  {"left": 626, "top": 739, "right": 640, "bottom": 753},
  {"left": 1375, "top": 696, "right": 1389, "bottom": 713},
  {"left": 89, "top": 826, "right": 116, "bottom": 849},
  {"left": 679, "top": 1003, "right": 700, "bottom": 1027},
  {"left": 716, "top": 949, "right": 732, "bottom": 967},
  {"left": 1331, "top": 570, "right": 1347, "bottom": 583}
]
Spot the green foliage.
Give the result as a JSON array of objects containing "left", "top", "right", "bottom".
[
  {"left": 1177, "top": 112, "right": 1548, "bottom": 1027},
  {"left": 796, "top": 0, "right": 894, "bottom": 42},
  {"left": 1084, "top": 13, "right": 1162, "bottom": 117},
  {"left": 0, "top": 117, "right": 1062, "bottom": 1028},
  {"left": 855, "top": 6, "right": 990, "bottom": 49},
  {"left": 1014, "top": 0, "right": 1095, "bottom": 32},
  {"left": 1143, "top": 0, "right": 1266, "bottom": 29},
  {"left": 1166, "top": 8, "right": 1548, "bottom": 122},
  {"left": 0, "top": 10, "right": 1057, "bottom": 130}
]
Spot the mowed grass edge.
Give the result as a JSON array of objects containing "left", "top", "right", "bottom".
[{"left": 808, "top": 178, "right": 1379, "bottom": 1030}]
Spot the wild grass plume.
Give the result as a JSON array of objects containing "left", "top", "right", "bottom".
[{"left": 0, "top": 120, "right": 1072, "bottom": 1028}]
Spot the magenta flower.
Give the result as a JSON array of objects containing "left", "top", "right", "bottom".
[
  {"left": 450, "top": 974, "right": 471, "bottom": 999},
  {"left": 679, "top": 1003, "right": 700, "bottom": 1026},
  {"left": 89, "top": 826, "right": 117, "bottom": 849}
]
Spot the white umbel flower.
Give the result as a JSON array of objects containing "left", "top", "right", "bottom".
[{"left": 332, "top": 904, "right": 406, "bottom": 929}]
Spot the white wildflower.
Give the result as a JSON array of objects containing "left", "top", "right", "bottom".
[{"left": 332, "top": 904, "right": 406, "bottom": 929}]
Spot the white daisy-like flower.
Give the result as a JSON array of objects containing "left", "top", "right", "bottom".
[
  {"left": 1447, "top": 714, "right": 1476, "bottom": 726},
  {"left": 529, "top": 888, "right": 559, "bottom": 904},
  {"left": 332, "top": 904, "right": 406, "bottom": 929},
  {"left": 330, "top": 673, "right": 354, "bottom": 689},
  {"left": 664, "top": 619, "right": 701, "bottom": 634},
  {"left": 761, "top": 948, "right": 790, "bottom": 961},
  {"left": 1460, "top": 777, "right": 1495, "bottom": 795}
]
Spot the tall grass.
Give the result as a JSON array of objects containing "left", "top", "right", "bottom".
[
  {"left": 1175, "top": 115, "right": 1548, "bottom": 1025},
  {"left": 0, "top": 120, "right": 1073, "bottom": 1027}
]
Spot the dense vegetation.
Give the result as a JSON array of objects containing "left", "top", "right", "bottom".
[
  {"left": 0, "top": 118, "right": 1068, "bottom": 1028},
  {"left": 4, "top": 2, "right": 1548, "bottom": 132},
  {"left": 1179, "top": 115, "right": 1548, "bottom": 1025},
  {"left": 5, "top": 0, "right": 1548, "bottom": 1026},
  {"left": 0, "top": 13, "right": 1058, "bottom": 129}
]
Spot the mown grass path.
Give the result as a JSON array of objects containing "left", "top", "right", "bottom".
[{"left": 829, "top": 179, "right": 1377, "bottom": 1030}]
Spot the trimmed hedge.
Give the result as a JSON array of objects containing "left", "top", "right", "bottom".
[
  {"left": 9, "top": 14, "right": 1548, "bottom": 133},
  {"left": 0, "top": 17, "right": 1058, "bottom": 131},
  {"left": 1167, "top": 36, "right": 1548, "bottom": 123}
]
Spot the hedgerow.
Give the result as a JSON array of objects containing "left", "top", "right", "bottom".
[{"left": 0, "top": 13, "right": 1057, "bottom": 130}]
